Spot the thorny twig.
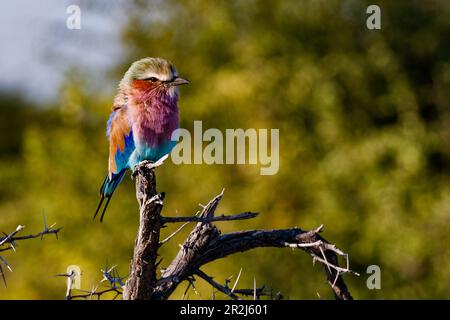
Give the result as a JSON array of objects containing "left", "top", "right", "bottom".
[
  {"left": 70, "top": 287, "right": 123, "bottom": 300},
  {"left": 284, "top": 235, "right": 360, "bottom": 289},
  {"left": 195, "top": 269, "right": 269, "bottom": 300},
  {"left": 195, "top": 269, "right": 240, "bottom": 300},
  {"left": 60, "top": 264, "right": 126, "bottom": 300},
  {"left": 0, "top": 214, "right": 62, "bottom": 287}
]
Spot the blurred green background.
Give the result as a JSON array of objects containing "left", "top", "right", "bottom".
[{"left": 0, "top": 0, "right": 449, "bottom": 299}]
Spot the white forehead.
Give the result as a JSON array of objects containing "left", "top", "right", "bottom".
[
  {"left": 141, "top": 70, "right": 177, "bottom": 81},
  {"left": 138, "top": 57, "right": 178, "bottom": 81},
  {"left": 123, "top": 58, "right": 179, "bottom": 86}
]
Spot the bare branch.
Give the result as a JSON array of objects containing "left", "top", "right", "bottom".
[
  {"left": 60, "top": 264, "right": 125, "bottom": 300},
  {"left": 195, "top": 269, "right": 240, "bottom": 300},
  {"left": 161, "top": 212, "right": 259, "bottom": 224},
  {"left": 159, "top": 221, "right": 191, "bottom": 246},
  {"left": 69, "top": 287, "right": 123, "bottom": 300},
  {"left": 122, "top": 160, "right": 356, "bottom": 300},
  {"left": 195, "top": 269, "right": 269, "bottom": 300},
  {"left": 0, "top": 225, "right": 24, "bottom": 247},
  {"left": 1, "top": 216, "right": 62, "bottom": 287},
  {"left": 123, "top": 160, "right": 164, "bottom": 300},
  {"left": 7, "top": 227, "right": 63, "bottom": 242}
]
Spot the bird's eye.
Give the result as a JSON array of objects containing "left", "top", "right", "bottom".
[{"left": 145, "top": 77, "right": 159, "bottom": 82}]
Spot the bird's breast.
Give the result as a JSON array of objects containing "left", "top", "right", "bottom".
[{"left": 130, "top": 96, "right": 179, "bottom": 152}]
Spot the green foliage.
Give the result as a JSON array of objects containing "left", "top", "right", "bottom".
[{"left": 1, "top": 0, "right": 449, "bottom": 299}]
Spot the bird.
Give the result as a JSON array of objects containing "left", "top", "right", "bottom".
[{"left": 93, "top": 57, "right": 189, "bottom": 222}]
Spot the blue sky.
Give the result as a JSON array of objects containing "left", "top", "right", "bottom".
[{"left": 0, "top": 0, "right": 127, "bottom": 103}]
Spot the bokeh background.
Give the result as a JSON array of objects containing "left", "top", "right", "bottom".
[{"left": 0, "top": 0, "right": 449, "bottom": 299}]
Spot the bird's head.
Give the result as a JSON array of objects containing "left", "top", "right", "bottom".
[{"left": 120, "top": 57, "right": 189, "bottom": 101}]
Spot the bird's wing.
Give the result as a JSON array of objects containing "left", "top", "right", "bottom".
[{"left": 107, "top": 104, "right": 135, "bottom": 179}]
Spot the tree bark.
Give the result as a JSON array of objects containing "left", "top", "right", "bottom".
[
  {"left": 123, "top": 161, "right": 355, "bottom": 300},
  {"left": 123, "top": 162, "right": 163, "bottom": 300}
]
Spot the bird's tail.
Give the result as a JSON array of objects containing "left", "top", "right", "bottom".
[{"left": 93, "top": 169, "right": 126, "bottom": 222}]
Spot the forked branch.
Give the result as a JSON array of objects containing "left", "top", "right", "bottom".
[{"left": 120, "top": 160, "right": 357, "bottom": 300}]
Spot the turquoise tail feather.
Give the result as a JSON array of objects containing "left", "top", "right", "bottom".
[{"left": 93, "top": 169, "right": 127, "bottom": 222}]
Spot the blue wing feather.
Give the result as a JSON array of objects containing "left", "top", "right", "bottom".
[{"left": 114, "top": 130, "right": 135, "bottom": 172}]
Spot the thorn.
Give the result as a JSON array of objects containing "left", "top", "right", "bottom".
[
  {"left": 315, "top": 224, "right": 324, "bottom": 233},
  {"left": 0, "top": 264, "right": 7, "bottom": 288},
  {"left": 0, "top": 256, "right": 13, "bottom": 273},
  {"left": 231, "top": 268, "right": 242, "bottom": 293}
]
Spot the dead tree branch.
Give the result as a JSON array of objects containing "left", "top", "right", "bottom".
[
  {"left": 160, "top": 211, "right": 258, "bottom": 224},
  {"left": 195, "top": 269, "right": 241, "bottom": 300},
  {"left": 0, "top": 214, "right": 62, "bottom": 287},
  {"left": 70, "top": 287, "right": 123, "bottom": 300},
  {"left": 195, "top": 269, "right": 269, "bottom": 300},
  {"left": 59, "top": 264, "right": 125, "bottom": 300},
  {"left": 122, "top": 159, "right": 166, "bottom": 300},
  {"left": 122, "top": 160, "right": 357, "bottom": 300}
]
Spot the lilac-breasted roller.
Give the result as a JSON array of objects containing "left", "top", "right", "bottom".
[{"left": 94, "top": 57, "right": 189, "bottom": 222}]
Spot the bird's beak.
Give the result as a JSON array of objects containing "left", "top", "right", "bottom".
[{"left": 170, "top": 76, "right": 189, "bottom": 86}]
